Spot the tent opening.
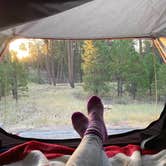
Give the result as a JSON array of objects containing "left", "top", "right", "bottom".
[{"left": 0, "top": 38, "right": 165, "bottom": 139}]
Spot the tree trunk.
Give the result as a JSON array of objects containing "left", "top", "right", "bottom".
[
  {"left": 120, "top": 80, "right": 123, "bottom": 96},
  {"left": 45, "top": 55, "right": 52, "bottom": 84},
  {"left": 36, "top": 45, "right": 42, "bottom": 84},
  {"left": 117, "top": 79, "right": 120, "bottom": 96},
  {"left": 117, "top": 78, "right": 123, "bottom": 97},
  {"left": 56, "top": 63, "right": 60, "bottom": 83},
  {"left": 139, "top": 39, "right": 143, "bottom": 56},
  {"left": 12, "top": 73, "right": 18, "bottom": 101},
  {"left": 44, "top": 40, "right": 56, "bottom": 85},
  {"left": 50, "top": 41, "right": 56, "bottom": 86},
  {"left": 67, "top": 40, "right": 75, "bottom": 88},
  {"left": 0, "top": 83, "right": 2, "bottom": 100},
  {"left": 131, "top": 82, "right": 137, "bottom": 100},
  {"left": 60, "top": 59, "right": 64, "bottom": 82},
  {"left": 45, "top": 40, "right": 52, "bottom": 84},
  {"left": 77, "top": 40, "right": 83, "bottom": 82},
  {"left": 149, "top": 85, "right": 152, "bottom": 96}
]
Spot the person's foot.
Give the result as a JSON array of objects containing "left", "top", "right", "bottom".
[
  {"left": 85, "top": 96, "right": 108, "bottom": 143},
  {"left": 71, "top": 112, "right": 88, "bottom": 138},
  {"left": 87, "top": 96, "right": 104, "bottom": 121}
]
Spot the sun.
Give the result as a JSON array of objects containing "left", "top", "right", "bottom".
[{"left": 9, "top": 39, "right": 30, "bottom": 60}]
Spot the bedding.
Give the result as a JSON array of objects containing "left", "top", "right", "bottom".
[{"left": 0, "top": 141, "right": 166, "bottom": 166}]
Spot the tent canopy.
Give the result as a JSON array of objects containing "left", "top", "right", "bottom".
[
  {"left": 0, "top": 0, "right": 92, "bottom": 31},
  {"left": 1, "top": 0, "right": 166, "bottom": 39}
]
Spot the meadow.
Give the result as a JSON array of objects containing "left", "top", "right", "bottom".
[{"left": 0, "top": 83, "right": 164, "bottom": 135}]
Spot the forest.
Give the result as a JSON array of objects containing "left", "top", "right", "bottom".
[{"left": 0, "top": 38, "right": 165, "bottom": 101}]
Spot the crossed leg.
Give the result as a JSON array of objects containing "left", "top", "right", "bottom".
[{"left": 66, "top": 96, "right": 110, "bottom": 166}]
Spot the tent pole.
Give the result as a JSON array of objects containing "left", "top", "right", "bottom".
[{"left": 152, "top": 40, "right": 158, "bottom": 110}]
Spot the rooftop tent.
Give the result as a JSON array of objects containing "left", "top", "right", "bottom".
[{"left": 0, "top": 0, "right": 166, "bottom": 150}]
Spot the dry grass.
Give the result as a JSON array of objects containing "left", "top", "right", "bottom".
[{"left": 0, "top": 83, "right": 164, "bottom": 133}]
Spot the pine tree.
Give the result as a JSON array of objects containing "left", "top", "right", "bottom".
[
  {"left": 143, "top": 41, "right": 160, "bottom": 97},
  {"left": 82, "top": 40, "right": 111, "bottom": 95},
  {"left": 0, "top": 53, "right": 28, "bottom": 101},
  {"left": 110, "top": 40, "right": 133, "bottom": 96}
]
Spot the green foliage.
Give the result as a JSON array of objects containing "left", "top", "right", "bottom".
[
  {"left": 0, "top": 54, "right": 28, "bottom": 100},
  {"left": 125, "top": 52, "right": 147, "bottom": 98},
  {"left": 0, "top": 60, "right": 12, "bottom": 97},
  {"left": 110, "top": 40, "right": 137, "bottom": 97},
  {"left": 142, "top": 45, "right": 161, "bottom": 97},
  {"left": 110, "top": 40, "right": 134, "bottom": 80},
  {"left": 0, "top": 38, "right": 165, "bottom": 103},
  {"left": 82, "top": 40, "right": 111, "bottom": 95},
  {"left": 81, "top": 39, "right": 165, "bottom": 100}
]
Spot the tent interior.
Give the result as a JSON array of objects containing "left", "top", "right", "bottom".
[
  {"left": 0, "top": 0, "right": 166, "bottom": 160},
  {"left": 0, "top": 37, "right": 165, "bottom": 148}
]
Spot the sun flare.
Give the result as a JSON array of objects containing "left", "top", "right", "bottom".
[{"left": 9, "top": 39, "right": 30, "bottom": 60}]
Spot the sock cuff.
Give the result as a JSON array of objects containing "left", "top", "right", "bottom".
[{"left": 84, "top": 121, "right": 107, "bottom": 143}]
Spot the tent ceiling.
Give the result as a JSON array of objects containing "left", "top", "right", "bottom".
[
  {"left": 1, "top": 0, "right": 166, "bottom": 39},
  {"left": 0, "top": 0, "right": 92, "bottom": 31}
]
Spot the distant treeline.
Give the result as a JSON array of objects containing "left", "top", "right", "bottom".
[{"left": 0, "top": 38, "right": 165, "bottom": 101}]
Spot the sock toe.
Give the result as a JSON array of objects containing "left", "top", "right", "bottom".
[
  {"left": 87, "top": 96, "right": 103, "bottom": 113},
  {"left": 71, "top": 112, "right": 88, "bottom": 137}
]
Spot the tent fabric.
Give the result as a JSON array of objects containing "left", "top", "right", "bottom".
[
  {"left": 0, "top": 0, "right": 92, "bottom": 31},
  {"left": 1, "top": 0, "right": 166, "bottom": 39}
]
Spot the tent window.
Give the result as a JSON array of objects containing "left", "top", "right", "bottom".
[{"left": 0, "top": 38, "right": 165, "bottom": 139}]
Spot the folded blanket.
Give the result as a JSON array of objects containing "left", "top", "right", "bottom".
[{"left": 0, "top": 141, "right": 166, "bottom": 166}]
